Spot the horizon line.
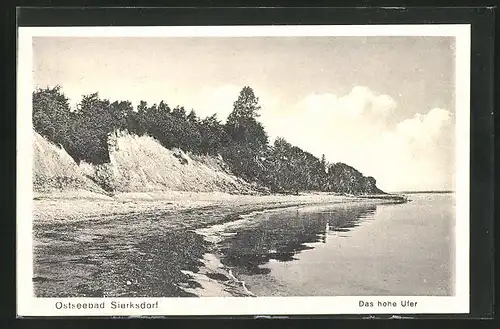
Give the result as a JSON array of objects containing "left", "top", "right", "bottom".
[{"left": 389, "top": 190, "right": 455, "bottom": 194}]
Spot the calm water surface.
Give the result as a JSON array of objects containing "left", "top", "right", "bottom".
[{"left": 211, "top": 193, "right": 455, "bottom": 296}]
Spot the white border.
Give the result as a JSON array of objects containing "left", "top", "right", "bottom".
[{"left": 17, "top": 24, "right": 471, "bottom": 317}]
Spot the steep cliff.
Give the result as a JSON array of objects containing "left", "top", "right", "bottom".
[
  {"left": 77, "top": 132, "right": 257, "bottom": 194},
  {"left": 32, "top": 131, "right": 104, "bottom": 194},
  {"left": 33, "top": 131, "right": 384, "bottom": 196}
]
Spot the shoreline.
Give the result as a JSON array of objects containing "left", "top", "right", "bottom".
[
  {"left": 185, "top": 195, "right": 408, "bottom": 297},
  {"left": 32, "top": 189, "right": 408, "bottom": 223},
  {"left": 31, "top": 190, "right": 408, "bottom": 298}
]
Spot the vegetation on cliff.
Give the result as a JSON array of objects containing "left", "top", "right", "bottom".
[{"left": 32, "top": 85, "right": 384, "bottom": 195}]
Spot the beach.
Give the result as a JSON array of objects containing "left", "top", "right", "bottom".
[{"left": 31, "top": 191, "right": 405, "bottom": 297}]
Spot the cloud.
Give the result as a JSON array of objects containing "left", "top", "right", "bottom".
[
  {"left": 396, "top": 108, "right": 452, "bottom": 142},
  {"left": 258, "top": 86, "right": 454, "bottom": 192},
  {"left": 303, "top": 86, "right": 396, "bottom": 119},
  {"left": 373, "top": 108, "right": 454, "bottom": 191}
]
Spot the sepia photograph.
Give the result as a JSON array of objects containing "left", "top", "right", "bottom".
[{"left": 17, "top": 24, "right": 470, "bottom": 316}]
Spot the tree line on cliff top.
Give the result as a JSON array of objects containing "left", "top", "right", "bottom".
[{"left": 32, "top": 85, "right": 383, "bottom": 194}]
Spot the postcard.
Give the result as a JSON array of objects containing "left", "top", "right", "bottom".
[{"left": 17, "top": 24, "right": 470, "bottom": 316}]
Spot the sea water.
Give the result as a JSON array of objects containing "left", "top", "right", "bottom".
[{"left": 213, "top": 193, "right": 455, "bottom": 296}]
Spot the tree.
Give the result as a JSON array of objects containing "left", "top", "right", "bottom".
[
  {"left": 158, "top": 100, "right": 171, "bottom": 114},
  {"left": 32, "top": 87, "right": 114, "bottom": 165},
  {"left": 134, "top": 101, "right": 149, "bottom": 136},
  {"left": 172, "top": 106, "right": 187, "bottom": 120},
  {"left": 110, "top": 100, "right": 133, "bottom": 132},
  {"left": 198, "top": 114, "right": 227, "bottom": 154},
  {"left": 227, "top": 86, "right": 261, "bottom": 121},
  {"left": 320, "top": 154, "right": 327, "bottom": 174},
  {"left": 225, "top": 86, "right": 268, "bottom": 147},
  {"left": 69, "top": 92, "right": 115, "bottom": 164},
  {"left": 32, "top": 85, "right": 72, "bottom": 145},
  {"left": 220, "top": 86, "right": 270, "bottom": 182},
  {"left": 137, "top": 100, "right": 148, "bottom": 113},
  {"left": 187, "top": 109, "right": 199, "bottom": 124},
  {"left": 77, "top": 93, "right": 114, "bottom": 134}
]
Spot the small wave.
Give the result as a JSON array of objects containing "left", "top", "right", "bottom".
[
  {"left": 179, "top": 252, "right": 256, "bottom": 297},
  {"left": 228, "top": 269, "right": 256, "bottom": 297}
]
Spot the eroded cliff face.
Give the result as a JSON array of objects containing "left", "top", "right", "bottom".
[
  {"left": 35, "top": 131, "right": 257, "bottom": 195},
  {"left": 33, "top": 131, "right": 104, "bottom": 194},
  {"left": 33, "top": 131, "right": 384, "bottom": 196}
]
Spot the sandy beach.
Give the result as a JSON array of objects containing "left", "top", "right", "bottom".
[{"left": 33, "top": 190, "right": 405, "bottom": 222}]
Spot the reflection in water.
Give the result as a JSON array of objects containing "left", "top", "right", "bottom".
[{"left": 217, "top": 205, "right": 376, "bottom": 275}]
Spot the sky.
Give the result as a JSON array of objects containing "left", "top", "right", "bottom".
[{"left": 33, "top": 36, "right": 456, "bottom": 192}]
